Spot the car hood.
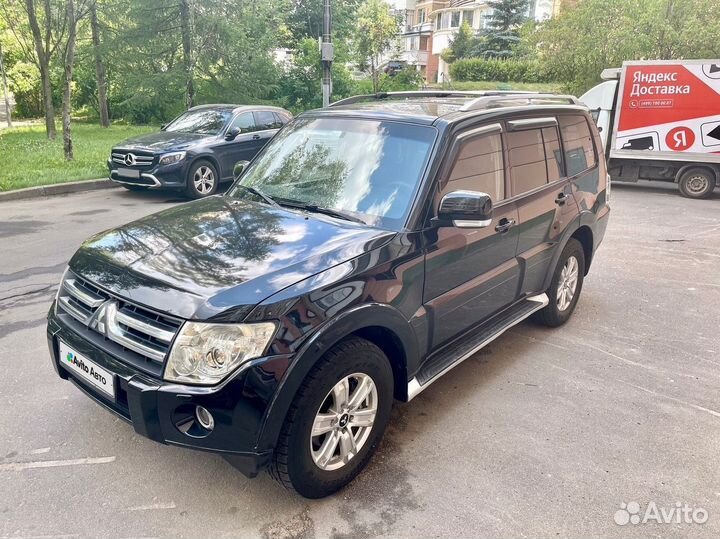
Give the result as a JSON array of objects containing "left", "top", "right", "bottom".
[
  {"left": 115, "top": 131, "right": 211, "bottom": 152},
  {"left": 68, "top": 197, "right": 395, "bottom": 321}
]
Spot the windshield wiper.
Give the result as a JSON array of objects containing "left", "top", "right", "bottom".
[
  {"left": 276, "top": 199, "right": 366, "bottom": 224},
  {"left": 238, "top": 185, "right": 279, "bottom": 207}
]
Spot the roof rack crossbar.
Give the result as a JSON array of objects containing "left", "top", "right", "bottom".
[
  {"left": 328, "top": 90, "right": 536, "bottom": 107},
  {"left": 460, "top": 93, "right": 582, "bottom": 111}
]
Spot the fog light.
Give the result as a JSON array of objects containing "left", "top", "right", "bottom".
[{"left": 195, "top": 405, "right": 214, "bottom": 431}]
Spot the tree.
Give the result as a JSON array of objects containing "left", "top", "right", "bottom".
[
  {"left": 354, "top": 0, "right": 400, "bottom": 93},
  {"left": 23, "top": 0, "right": 67, "bottom": 138},
  {"left": 0, "top": 41, "right": 12, "bottom": 127},
  {"left": 531, "top": 0, "right": 720, "bottom": 96},
  {"left": 61, "top": 0, "right": 82, "bottom": 160},
  {"left": 442, "top": 22, "right": 479, "bottom": 63},
  {"left": 479, "top": 0, "right": 529, "bottom": 58},
  {"left": 89, "top": 0, "right": 108, "bottom": 127}
]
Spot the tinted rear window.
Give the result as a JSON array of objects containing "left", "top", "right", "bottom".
[{"left": 559, "top": 115, "right": 597, "bottom": 176}]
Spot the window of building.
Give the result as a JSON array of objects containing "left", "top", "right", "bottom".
[
  {"left": 443, "top": 132, "right": 505, "bottom": 202},
  {"left": 418, "top": 9, "right": 426, "bottom": 24},
  {"left": 420, "top": 35, "right": 429, "bottom": 51},
  {"left": 451, "top": 11, "right": 461, "bottom": 27},
  {"left": 508, "top": 128, "right": 548, "bottom": 195},
  {"left": 558, "top": 115, "right": 597, "bottom": 176},
  {"left": 462, "top": 10, "right": 474, "bottom": 27}
]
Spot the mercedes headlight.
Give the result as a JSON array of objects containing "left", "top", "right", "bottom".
[
  {"left": 164, "top": 322, "right": 276, "bottom": 385},
  {"left": 158, "top": 151, "right": 186, "bottom": 165}
]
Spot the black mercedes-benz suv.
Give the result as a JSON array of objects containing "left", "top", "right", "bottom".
[
  {"left": 48, "top": 91, "right": 610, "bottom": 498},
  {"left": 108, "top": 104, "right": 291, "bottom": 198}
]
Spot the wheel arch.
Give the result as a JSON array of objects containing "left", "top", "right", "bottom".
[
  {"left": 188, "top": 154, "right": 221, "bottom": 182},
  {"left": 255, "top": 303, "right": 418, "bottom": 452},
  {"left": 541, "top": 216, "right": 596, "bottom": 292},
  {"left": 674, "top": 164, "right": 719, "bottom": 185}
]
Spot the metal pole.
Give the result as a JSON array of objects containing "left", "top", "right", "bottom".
[{"left": 321, "top": 0, "right": 333, "bottom": 107}]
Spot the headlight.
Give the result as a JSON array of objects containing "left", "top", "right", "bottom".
[
  {"left": 164, "top": 322, "right": 276, "bottom": 385},
  {"left": 158, "top": 151, "right": 186, "bottom": 165}
]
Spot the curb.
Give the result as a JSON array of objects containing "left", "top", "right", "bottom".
[{"left": 0, "top": 178, "right": 119, "bottom": 203}]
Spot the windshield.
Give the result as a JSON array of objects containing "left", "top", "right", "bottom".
[
  {"left": 165, "top": 109, "right": 232, "bottom": 135},
  {"left": 228, "top": 117, "right": 436, "bottom": 229}
]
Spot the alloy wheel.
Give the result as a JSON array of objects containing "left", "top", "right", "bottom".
[
  {"left": 557, "top": 255, "right": 579, "bottom": 311},
  {"left": 310, "top": 373, "right": 378, "bottom": 471},
  {"left": 193, "top": 166, "right": 215, "bottom": 195}
]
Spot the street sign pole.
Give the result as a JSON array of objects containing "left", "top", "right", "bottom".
[{"left": 321, "top": 0, "right": 333, "bottom": 108}]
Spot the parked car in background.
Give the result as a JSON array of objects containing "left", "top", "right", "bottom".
[
  {"left": 49, "top": 91, "right": 609, "bottom": 499},
  {"left": 108, "top": 104, "right": 292, "bottom": 198}
]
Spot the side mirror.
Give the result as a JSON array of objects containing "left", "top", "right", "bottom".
[
  {"left": 225, "top": 127, "right": 241, "bottom": 141},
  {"left": 233, "top": 160, "right": 250, "bottom": 181},
  {"left": 437, "top": 190, "right": 493, "bottom": 228}
]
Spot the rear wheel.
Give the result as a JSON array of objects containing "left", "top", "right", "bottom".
[
  {"left": 534, "top": 238, "right": 585, "bottom": 327},
  {"left": 678, "top": 168, "right": 715, "bottom": 199},
  {"left": 185, "top": 160, "right": 218, "bottom": 199},
  {"left": 269, "top": 337, "right": 394, "bottom": 499}
]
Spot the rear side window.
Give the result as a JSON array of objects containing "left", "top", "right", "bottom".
[
  {"left": 273, "top": 112, "right": 289, "bottom": 126},
  {"left": 255, "top": 111, "right": 280, "bottom": 130},
  {"left": 542, "top": 127, "right": 563, "bottom": 182},
  {"left": 444, "top": 132, "right": 505, "bottom": 202},
  {"left": 508, "top": 128, "right": 547, "bottom": 195},
  {"left": 559, "top": 115, "right": 597, "bottom": 176}
]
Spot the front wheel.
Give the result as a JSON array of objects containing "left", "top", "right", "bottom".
[
  {"left": 534, "top": 238, "right": 586, "bottom": 327},
  {"left": 678, "top": 168, "right": 715, "bottom": 199},
  {"left": 185, "top": 160, "right": 218, "bottom": 199},
  {"left": 269, "top": 338, "right": 394, "bottom": 498}
]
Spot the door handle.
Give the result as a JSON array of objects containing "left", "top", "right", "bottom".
[
  {"left": 555, "top": 192, "right": 568, "bottom": 205},
  {"left": 495, "top": 218, "right": 516, "bottom": 233},
  {"left": 252, "top": 134, "right": 261, "bottom": 140}
]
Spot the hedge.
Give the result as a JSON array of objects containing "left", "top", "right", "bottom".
[{"left": 450, "top": 58, "right": 554, "bottom": 84}]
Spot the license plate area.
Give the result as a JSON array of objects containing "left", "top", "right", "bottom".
[
  {"left": 59, "top": 341, "right": 116, "bottom": 399},
  {"left": 116, "top": 168, "right": 140, "bottom": 179}
]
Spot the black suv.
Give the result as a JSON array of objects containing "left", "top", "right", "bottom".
[
  {"left": 48, "top": 92, "right": 610, "bottom": 498},
  {"left": 108, "top": 104, "right": 291, "bottom": 198}
]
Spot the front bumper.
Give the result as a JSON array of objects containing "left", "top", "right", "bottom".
[
  {"left": 107, "top": 158, "right": 187, "bottom": 190},
  {"left": 47, "top": 307, "right": 290, "bottom": 477}
]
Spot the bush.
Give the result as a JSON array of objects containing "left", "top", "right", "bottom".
[{"left": 450, "top": 58, "right": 553, "bottom": 84}]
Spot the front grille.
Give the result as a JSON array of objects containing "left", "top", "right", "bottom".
[
  {"left": 57, "top": 271, "right": 182, "bottom": 367},
  {"left": 111, "top": 150, "right": 155, "bottom": 167}
]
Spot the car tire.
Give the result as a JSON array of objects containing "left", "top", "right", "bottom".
[
  {"left": 678, "top": 168, "right": 715, "bottom": 199},
  {"left": 121, "top": 184, "right": 148, "bottom": 192},
  {"left": 185, "top": 160, "right": 219, "bottom": 199},
  {"left": 268, "top": 337, "right": 394, "bottom": 499},
  {"left": 534, "top": 238, "right": 585, "bottom": 328}
]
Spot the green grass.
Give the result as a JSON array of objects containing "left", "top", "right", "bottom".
[
  {"left": 428, "top": 80, "right": 564, "bottom": 93},
  {"left": 0, "top": 122, "right": 156, "bottom": 191}
]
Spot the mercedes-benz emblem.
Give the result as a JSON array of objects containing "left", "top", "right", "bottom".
[{"left": 124, "top": 153, "right": 136, "bottom": 166}]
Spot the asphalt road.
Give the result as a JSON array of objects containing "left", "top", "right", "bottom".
[{"left": 1, "top": 182, "right": 719, "bottom": 539}]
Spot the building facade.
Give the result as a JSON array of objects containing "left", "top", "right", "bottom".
[{"left": 388, "top": 0, "right": 566, "bottom": 84}]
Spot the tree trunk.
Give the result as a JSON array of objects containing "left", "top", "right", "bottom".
[
  {"left": 180, "top": 0, "right": 194, "bottom": 109},
  {"left": 62, "top": 0, "right": 77, "bottom": 160},
  {"left": 0, "top": 43, "right": 12, "bottom": 128},
  {"left": 90, "top": 1, "right": 109, "bottom": 127},
  {"left": 25, "top": 0, "right": 56, "bottom": 139}
]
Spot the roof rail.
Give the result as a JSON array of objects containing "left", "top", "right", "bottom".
[
  {"left": 459, "top": 93, "right": 583, "bottom": 112},
  {"left": 329, "top": 90, "right": 536, "bottom": 107}
]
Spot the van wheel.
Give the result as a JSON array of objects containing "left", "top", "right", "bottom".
[
  {"left": 269, "top": 338, "right": 394, "bottom": 499},
  {"left": 185, "top": 160, "right": 218, "bottom": 199},
  {"left": 534, "top": 238, "right": 585, "bottom": 327},
  {"left": 678, "top": 168, "right": 715, "bottom": 199}
]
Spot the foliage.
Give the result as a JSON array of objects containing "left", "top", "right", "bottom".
[
  {"left": 478, "top": 0, "right": 529, "bottom": 58},
  {"left": 532, "top": 0, "right": 720, "bottom": 95},
  {"left": 450, "top": 57, "right": 552, "bottom": 83},
  {"left": 441, "top": 22, "right": 478, "bottom": 63},
  {"left": 353, "top": 0, "right": 401, "bottom": 92},
  {"left": 0, "top": 122, "right": 155, "bottom": 190}
]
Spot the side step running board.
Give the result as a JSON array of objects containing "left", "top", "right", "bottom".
[{"left": 407, "top": 293, "right": 549, "bottom": 401}]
